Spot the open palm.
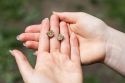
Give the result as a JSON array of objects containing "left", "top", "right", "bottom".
[
  {"left": 10, "top": 18, "right": 83, "bottom": 83},
  {"left": 18, "top": 13, "right": 108, "bottom": 64}
]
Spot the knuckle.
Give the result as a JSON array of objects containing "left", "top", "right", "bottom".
[{"left": 34, "top": 33, "right": 39, "bottom": 40}]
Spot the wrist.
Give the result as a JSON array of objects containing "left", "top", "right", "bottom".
[
  {"left": 104, "top": 26, "right": 125, "bottom": 75},
  {"left": 104, "top": 26, "right": 124, "bottom": 63},
  {"left": 104, "top": 26, "right": 116, "bottom": 63},
  {"left": 104, "top": 26, "right": 121, "bottom": 63}
]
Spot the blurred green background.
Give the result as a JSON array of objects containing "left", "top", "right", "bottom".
[{"left": 0, "top": 0, "right": 125, "bottom": 83}]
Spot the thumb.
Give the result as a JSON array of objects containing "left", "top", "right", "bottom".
[
  {"left": 10, "top": 49, "right": 33, "bottom": 79},
  {"left": 69, "top": 24, "right": 80, "bottom": 35},
  {"left": 53, "top": 12, "right": 80, "bottom": 23}
]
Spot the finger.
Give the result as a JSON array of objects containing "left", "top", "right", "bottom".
[
  {"left": 38, "top": 18, "right": 50, "bottom": 53},
  {"left": 53, "top": 12, "right": 80, "bottom": 23},
  {"left": 17, "top": 33, "right": 39, "bottom": 42},
  {"left": 33, "top": 51, "right": 38, "bottom": 56},
  {"left": 70, "top": 32, "right": 80, "bottom": 64},
  {"left": 67, "top": 24, "right": 72, "bottom": 37},
  {"left": 50, "top": 15, "right": 60, "bottom": 52},
  {"left": 60, "top": 22, "right": 70, "bottom": 55},
  {"left": 69, "top": 24, "right": 80, "bottom": 35},
  {"left": 9, "top": 49, "right": 33, "bottom": 78},
  {"left": 25, "top": 24, "right": 41, "bottom": 33},
  {"left": 24, "top": 41, "right": 38, "bottom": 49}
]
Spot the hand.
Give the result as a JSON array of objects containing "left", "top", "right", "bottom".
[
  {"left": 10, "top": 18, "right": 83, "bottom": 83},
  {"left": 53, "top": 12, "right": 110, "bottom": 64},
  {"left": 18, "top": 13, "right": 109, "bottom": 64}
]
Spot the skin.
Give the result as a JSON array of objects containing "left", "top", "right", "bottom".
[
  {"left": 18, "top": 13, "right": 107, "bottom": 64},
  {"left": 10, "top": 18, "right": 83, "bottom": 83},
  {"left": 18, "top": 12, "right": 125, "bottom": 76}
]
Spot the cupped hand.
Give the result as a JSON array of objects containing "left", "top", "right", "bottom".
[
  {"left": 53, "top": 12, "right": 110, "bottom": 64},
  {"left": 10, "top": 18, "right": 83, "bottom": 83},
  {"left": 18, "top": 13, "right": 109, "bottom": 64}
]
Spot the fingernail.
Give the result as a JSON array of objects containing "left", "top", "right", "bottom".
[
  {"left": 9, "top": 50, "right": 14, "bottom": 56},
  {"left": 16, "top": 35, "right": 20, "bottom": 40},
  {"left": 33, "top": 52, "right": 36, "bottom": 55},
  {"left": 53, "top": 11, "right": 59, "bottom": 14},
  {"left": 23, "top": 43, "right": 26, "bottom": 47},
  {"left": 9, "top": 50, "right": 13, "bottom": 53},
  {"left": 42, "top": 18, "right": 49, "bottom": 23},
  {"left": 33, "top": 51, "right": 38, "bottom": 56},
  {"left": 52, "top": 11, "right": 56, "bottom": 14},
  {"left": 44, "top": 18, "right": 49, "bottom": 20}
]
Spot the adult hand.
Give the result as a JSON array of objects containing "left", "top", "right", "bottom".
[
  {"left": 17, "top": 13, "right": 125, "bottom": 76},
  {"left": 18, "top": 13, "right": 109, "bottom": 64},
  {"left": 52, "top": 12, "right": 125, "bottom": 76},
  {"left": 10, "top": 18, "right": 83, "bottom": 83}
]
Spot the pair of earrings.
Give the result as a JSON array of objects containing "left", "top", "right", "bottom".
[{"left": 47, "top": 30, "right": 64, "bottom": 41}]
